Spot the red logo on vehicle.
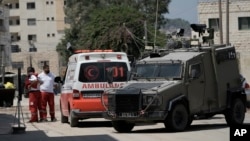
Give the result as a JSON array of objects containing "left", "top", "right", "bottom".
[{"left": 84, "top": 65, "right": 99, "bottom": 81}]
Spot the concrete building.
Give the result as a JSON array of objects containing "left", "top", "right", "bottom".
[
  {"left": 198, "top": 0, "right": 250, "bottom": 80},
  {"left": 4, "top": 0, "right": 69, "bottom": 76},
  {"left": 0, "top": 4, "right": 12, "bottom": 83}
]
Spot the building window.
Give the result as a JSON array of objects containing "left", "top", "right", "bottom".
[
  {"left": 64, "top": 0, "right": 66, "bottom": 5},
  {"left": 8, "top": 4, "right": 13, "bottom": 9},
  {"left": 28, "top": 34, "right": 37, "bottom": 41},
  {"left": 27, "top": 18, "right": 36, "bottom": 26},
  {"left": 11, "top": 45, "right": 20, "bottom": 53},
  {"left": 52, "top": 33, "right": 55, "bottom": 37},
  {"left": 238, "top": 17, "right": 250, "bottom": 30},
  {"left": 0, "top": 19, "right": 3, "bottom": 26},
  {"left": 27, "top": 2, "right": 35, "bottom": 9},
  {"left": 16, "top": 3, "right": 19, "bottom": 9},
  {"left": 47, "top": 34, "right": 50, "bottom": 37},
  {"left": 51, "top": 17, "right": 54, "bottom": 21},
  {"left": 12, "top": 34, "right": 21, "bottom": 41},
  {"left": 12, "top": 61, "right": 24, "bottom": 69},
  {"left": 51, "top": 1, "right": 54, "bottom": 5},
  {"left": 9, "top": 20, "right": 13, "bottom": 26},
  {"left": 46, "top": 1, "right": 49, "bottom": 5},
  {"left": 208, "top": 18, "right": 219, "bottom": 31},
  {"left": 16, "top": 19, "right": 20, "bottom": 25},
  {"left": 47, "top": 17, "right": 50, "bottom": 21}
]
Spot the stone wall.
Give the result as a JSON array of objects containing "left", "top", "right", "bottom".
[{"left": 198, "top": 1, "right": 250, "bottom": 81}]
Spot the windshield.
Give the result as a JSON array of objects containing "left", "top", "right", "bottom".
[
  {"left": 79, "top": 62, "right": 128, "bottom": 82},
  {"left": 134, "top": 63, "right": 182, "bottom": 79}
]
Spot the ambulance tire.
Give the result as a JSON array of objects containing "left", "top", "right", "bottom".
[
  {"left": 60, "top": 104, "right": 68, "bottom": 123},
  {"left": 224, "top": 98, "right": 245, "bottom": 126},
  {"left": 69, "top": 110, "right": 78, "bottom": 127}
]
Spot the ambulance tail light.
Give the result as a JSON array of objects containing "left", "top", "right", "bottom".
[
  {"left": 117, "top": 54, "right": 122, "bottom": 60},
  {"left": 72, "top": 89, "right": 80, "bottom": 99},
  {"left": 85, "top": 56, "right": 90, "bottom": 60},
  {"left": 245, "top": 82, "right": 250, "bottom": 89}
]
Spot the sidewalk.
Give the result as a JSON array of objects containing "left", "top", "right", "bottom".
[{"left": 0, "top": 94, "right": 60, "bottom": 135}]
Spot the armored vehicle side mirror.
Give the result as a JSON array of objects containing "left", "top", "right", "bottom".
[{"left": 106, "top": 67, "right": 114, "bottom": 84}]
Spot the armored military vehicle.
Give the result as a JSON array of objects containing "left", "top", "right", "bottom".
[{"left": 102, "top": 24, "right": 247, "bottom": 132}]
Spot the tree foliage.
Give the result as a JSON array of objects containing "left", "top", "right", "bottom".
[{"left": 57, "top": 0, "right": 171, "bottom": 61}]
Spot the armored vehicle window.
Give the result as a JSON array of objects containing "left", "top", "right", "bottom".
[
  {"left": 78, "top": 62, "right": 128, "bottom": 82},
  {"left": 189, "top": 63, "right": 201, "bottom": 78},
  {"left": 135, "top": 63, "right": 182, "bottom": 79}
]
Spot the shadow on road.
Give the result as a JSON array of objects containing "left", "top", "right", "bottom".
[
  {"left": 130, "top": 123, "right": 228, "bottom": 134},
  {"left": 77, "top": 120, "right": 112, "bottom": 128},
  {"left": 1, "top": 131, "right": 118, "bottom": 141}
]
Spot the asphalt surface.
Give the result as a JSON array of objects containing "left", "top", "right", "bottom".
[
  {"left": 0, "top": 94, "right": 60, "bottom": 135},
  {"left": 1, "top": 94, "right": 250, "bottom": 141}
]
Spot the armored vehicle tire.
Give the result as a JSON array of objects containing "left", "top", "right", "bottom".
[
  {"left": 164, "top": 104, "right": 189, "bottom": 131},
  {"left": 224, "top": 98, "right": 245, "bottom": 126},
  {"left": 112, "top": 120, "right": 135, "bottom": 133},
  {"left": 60, "top": 104, "right": 68, "bottom": 123},
  {"left": 69, "top": 110, "right": 78, "bottom": 127}
]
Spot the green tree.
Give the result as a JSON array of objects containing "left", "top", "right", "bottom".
[{"left": 57, "top": 0, "right": 171, "bottom": 61}]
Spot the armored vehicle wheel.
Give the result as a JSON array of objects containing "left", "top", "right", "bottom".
[
  {"left": 60, "top": 103, "right": 68, "bottom": 123},
  {"left": 187, "top": 116, "right": 194, "bottom": 127},
  {"left": 112, "top": 120, "right": 135, "bottom": 133},
  {"left": 224, "top": 98, "right": 245, "bottom": 126},
  {"left": 164, "top": 104, "right": 189, "bottom": 131},
  {"left": 69, "top": 110, "right": 78, "bottom": 127}
]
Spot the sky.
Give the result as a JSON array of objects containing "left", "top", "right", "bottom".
[{"left": 166, "top": 0, "right": 199, "bottom": 24}]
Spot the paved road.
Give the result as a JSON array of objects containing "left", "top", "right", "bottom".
[{"left": 0, "top": 95, "right": 250, "bottom": 141}]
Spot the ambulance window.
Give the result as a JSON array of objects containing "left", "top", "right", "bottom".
[
  {"left": 79, "top": 62, "right": 128, "bottom": 82},
  {"left": 65, "top": 63, "right": 76, "bottom": 83}
]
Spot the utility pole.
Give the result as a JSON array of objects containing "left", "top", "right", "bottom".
[
  {"left": 0, "top": 45, "right": 5, "bottom": 84},
  {"left": 29, "top": 55, "right": 32, "bottom": 67},
  {"left": 153, "top": 0, "right": 159, "bottom": 51},
  {"left": 219, "top": 0, "right": 223, "bottom": 44},
  {"left": 226, "top": 0, "right": 229, "bottom": 45},
  {"left": 123, "top": 23, "right": 128, "bottom": 54},
  {"left": 144, "top": 20, "right": 148, "bottom": 47}
]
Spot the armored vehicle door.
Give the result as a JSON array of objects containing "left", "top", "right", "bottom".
[{"left": 186, "top": 57, "right": 205, "bottom": 113}]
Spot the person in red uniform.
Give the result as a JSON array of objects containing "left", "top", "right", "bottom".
[
  {"left": 25, "top": 67, "right": 42, "bottom": 122},
  {"left": 38, "top": 65, "right": 57, "bottom": 122}
]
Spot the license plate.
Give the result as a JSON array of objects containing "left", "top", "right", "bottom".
[{"left": 120, "top": 112, "right": 138, "bottom": 117}]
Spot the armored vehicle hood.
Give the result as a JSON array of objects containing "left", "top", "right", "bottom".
[{"left": 108, "top": 81, "right": 178, "bottom": 94}]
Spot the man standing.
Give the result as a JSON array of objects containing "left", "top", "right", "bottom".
[
  {"left": 38, "top": 65, "right": 57, "bottom": 122},
  {"left": 25, "top": 67, "right": 42, "bottom": 122}
]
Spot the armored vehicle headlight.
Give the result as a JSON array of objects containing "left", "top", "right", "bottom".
[{"left": 143, "top": 95, "right": 162, "bottom": 106}]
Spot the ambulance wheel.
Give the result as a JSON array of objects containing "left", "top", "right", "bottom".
[
  {"left": 60, "top": 104, "right": 68, "bottom": 123},
  {"left": 112, "top": 120, "right": 135, "bottom": 133},
  {"left": 69, "top": 110, "right": 78, "bottom": 127},
  {"left": 164, "top": 104, "right": 188, "bottom": 132},
  {"left": 225, "top": 98, "right": 245, "bottom": 126}
]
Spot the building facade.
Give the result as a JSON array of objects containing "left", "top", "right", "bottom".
[
  {"left": 0, "top": 5, "right": 11, "bottom": 81},
  {"left": 198, "top": 0, "right": 250, "bottom": 80},
  {"left": 5, "top": 0, "right": 69, "bottom": 76}
]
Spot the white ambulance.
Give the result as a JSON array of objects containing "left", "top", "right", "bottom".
[{"left": 60, "top": 50, "right": 131, "bottom": 127}]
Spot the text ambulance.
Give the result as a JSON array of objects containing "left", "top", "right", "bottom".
[{"left": 60, "top": 50, "right": 131, "bottom": 127}]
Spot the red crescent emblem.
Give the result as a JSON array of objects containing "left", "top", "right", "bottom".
[{"left": 84, "top": 65, "right": 99, "bottom": 80}]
